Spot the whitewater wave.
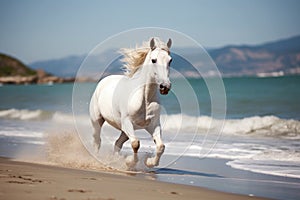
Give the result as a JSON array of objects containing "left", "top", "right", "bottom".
[
  {"left": 162, "top": 114, "right": 300, "bottom": 139},
  {"left": 227, "top": 158, "right": 300, "bottom": 178},
  {"left": 222, "top": 116, "right": 300, "bottom": 138},
  {"left": 1, "top": 108, "right": 299, "bottom": 178},
  {"left": 0, "top": 130, "right": 43, "bottom": 139},
  {"left": 205, "top": 140, "right": 300, "bottom": 178},
  {"left": 0, "top": 109, "right": 53, "bottom": 121},
  {"left": 1, "top": 108, "right": 300, "bottom": 139}
]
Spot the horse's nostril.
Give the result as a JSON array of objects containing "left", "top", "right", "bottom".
[{"left": 159, "top": 84, "right": 170, "bottom": 95}]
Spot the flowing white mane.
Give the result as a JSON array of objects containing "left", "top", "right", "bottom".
[{"left": 120, "top": 38, "right": 170, "bottom": 77}]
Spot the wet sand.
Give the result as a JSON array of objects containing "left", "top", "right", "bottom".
[{"left": 0, "top": 157, "right": 268, "bottom": 200}]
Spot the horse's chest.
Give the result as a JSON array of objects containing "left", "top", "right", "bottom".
[
  {"left": 130, "top": 101, "right": 160, "bottom": 127},
  {"left": 125, "top": 87, "right": 159, "bottom": 127}
]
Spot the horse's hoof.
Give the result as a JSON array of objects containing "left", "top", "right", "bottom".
[
  {"left": 145, "top": 157, "right": 157, "bottom": 168},
  {"left": 125, "top": 155, "right": 138, "bottom": 169},
  {"left": 93, "top": 143, "right": 100, "bottom": 153}
]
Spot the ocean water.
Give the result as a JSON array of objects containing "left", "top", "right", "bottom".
[{"left": 0, "top": 76, "right": 300, "bottom": 198}]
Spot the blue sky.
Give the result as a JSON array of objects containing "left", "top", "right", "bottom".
[{"left": 1, "top": 0, "right": 300, "bottom": 63}]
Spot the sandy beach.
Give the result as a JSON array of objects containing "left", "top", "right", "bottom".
[{"left": 0, "top": 157, "right": 268, "bottom": 200}]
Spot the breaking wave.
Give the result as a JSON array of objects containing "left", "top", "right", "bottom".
[
  {"left": 1, "top": 108, "right": 300, "bottom": 139},
  {"left": 1, "top": 108, "right": 299, "bottom": 177},
  {"left": 0, "top": 109, "right": 52, "bottom": 120}
]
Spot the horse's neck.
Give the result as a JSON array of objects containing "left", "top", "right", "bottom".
[
  {"left": 144, "top": 81, "right": 157, "bottom": 104},
  {"left": 138, "top": 63, "right": 158, "bottom": 105}
]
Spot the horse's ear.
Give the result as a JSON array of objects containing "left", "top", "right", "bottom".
[
  {"left": 150, "top": 38, "right": 156, "bottom": 50},
  {"left": 167, "top": 38, "right": 172, "bottom": 49}
]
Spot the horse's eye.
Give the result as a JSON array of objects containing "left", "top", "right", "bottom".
[
  {"left": 169, "top": 58, "right": 173, "bottom": 65},
  {"left": 152, "top": 59, "right": 157, "bottom": 64}
]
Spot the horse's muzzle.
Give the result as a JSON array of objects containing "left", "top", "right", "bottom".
[{"left": 159, "top": 83, "right": 171, "bottom": 95}]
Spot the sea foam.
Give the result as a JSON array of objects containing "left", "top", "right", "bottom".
[
  {"left": 1, "top": 108, "right": 299, "bottom": 178},
  {"left": 1, "top": 108, "right": 300, "bottom": 139}
]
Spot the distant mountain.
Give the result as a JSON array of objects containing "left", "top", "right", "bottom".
[
  {"left": 30, "top": 55, "right": 86, "bottom": 77},
  {"left": 210, "top": 35, "right": 300, "bottom": 76},
  {"left": 29, "top": 35, "right": 300, "bottom": 77},
  {"left": 0, "top": 53, "right": 74, "bottom": 84}
]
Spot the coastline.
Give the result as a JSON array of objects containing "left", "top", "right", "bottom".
[
  {"left": 1, "top": 126, "right": 300, "bottom": 200},
  {"left": 0, "top": 157, "right": 267, "bottom": 200}
]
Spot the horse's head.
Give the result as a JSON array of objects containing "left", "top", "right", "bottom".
[{"left": 148, "top": 38, "right": 172, "bottom": 95}]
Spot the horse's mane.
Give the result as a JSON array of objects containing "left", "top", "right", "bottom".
[{"left": 120, "top": 38, "right": 169, "bottom": 77}]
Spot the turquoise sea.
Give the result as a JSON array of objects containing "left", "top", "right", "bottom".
[
  {"left": 0, "top": 76, "right": 300, "bottom": 199},
  {"left": 1, "top": 76, "right": 299, "bottom": 118}
]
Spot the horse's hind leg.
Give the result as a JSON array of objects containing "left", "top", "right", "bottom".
[
  {"left": 114, "top": 131, "right": 129, "bottom": 153},
  {"left": 91, "top": 117, "right": 105, "bottom": 152}
]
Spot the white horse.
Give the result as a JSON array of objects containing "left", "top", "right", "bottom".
[{"left": 89, "top": 38, "right": 172, "bottom": 168}]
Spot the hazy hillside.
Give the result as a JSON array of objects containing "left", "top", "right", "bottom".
[
  {"left": 0, "top": 53, "right": 36, "bottom": 77},
  {"left": 30, "top": 55, "right": 85, "bottom": 77},
  {"left": 0, "top": 53, "right": 74, "bottom": 84},
  {"left": 210, "top": 35, "right": 300, "bottom": 76},
  {"left": 29, "top": 35, "right": 300, "bottom": 77}
]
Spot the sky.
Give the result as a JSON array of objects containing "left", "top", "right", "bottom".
[{"left": 0, "top": 0, "right": 300, "bottom": 63}]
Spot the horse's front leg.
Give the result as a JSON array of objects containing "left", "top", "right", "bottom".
[
  {"left": 121, "top": 117, "right": 140, "bottom": 168},
  {"left": 145, "top": 125, "right": 165, "bottom": 168}
]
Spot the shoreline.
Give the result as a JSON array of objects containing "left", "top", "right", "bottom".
[
  {"left": 1, "top": 139, "right": 300, "bottom": 199},
  {"left": 0, "top": 157, "right": 267, "bottom": 200}
]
